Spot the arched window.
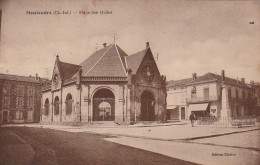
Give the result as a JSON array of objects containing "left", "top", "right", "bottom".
[
  {"left": 54, "top": 96, "right": 59, "bottom": 115},
  {"left": 44, "top": 98, "right": 49, "bottom": 115},
  {"left": 65, "top": 94, "right": 73, "bottom": 114}
]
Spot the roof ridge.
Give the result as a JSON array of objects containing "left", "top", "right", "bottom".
[
  {"left": 84, "top": 44, "right": 114, "bottom": 76},
  {"left": 115, "top": 44, "right": 127, "bottom": 75}
]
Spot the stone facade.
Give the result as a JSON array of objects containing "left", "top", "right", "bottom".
[
  {"left": 0, "top": 73, "right": 45, "bottom": 124},
  {"left": 41, "top": 43, "right": 166, "bottom": 125},
  {"left": 167, "top": 70, "right": 254, "bottom": 120}
]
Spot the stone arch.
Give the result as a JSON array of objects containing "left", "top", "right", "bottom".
[{"left": 92, "top": 88, "right": 115, "bottom": 121}]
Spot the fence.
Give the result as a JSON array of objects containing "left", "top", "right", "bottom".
[{"left": 197, "top": 116, "right": 256, "bottom": 126}]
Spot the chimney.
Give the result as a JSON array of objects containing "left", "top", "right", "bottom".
[
  {"left": 103, "top": 43, "right": 107, "bottom": 47},
  {"left": 192, "top": 73, "right": 197, "bottom": 80},
  {"left": 146, "top": 42, "right": 149, "bottom": 48},
  {"left": 35, "top": 73, "right": 38, "bottom": 80},
  {"left": 56, "top": 55, "right": 59, "bottom": 59},
  {"left": 241, "top": 78, "right": 245, "bottom": 83},
  {"left": 250, "top": 80, "right": 255, "bottom": 85},
  {"left": 221, "top": 70, "right": 225, "bottom": 81}
]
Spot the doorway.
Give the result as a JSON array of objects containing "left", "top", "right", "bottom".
[
  {"left": 93, "top": 88, "right": 115, "bottom": 121},
  {"left": 141, "top": 91, "right": 155, "bottom": 121},
  {"left": 3, "top": 111, "right": 8, "bottom": 123}
]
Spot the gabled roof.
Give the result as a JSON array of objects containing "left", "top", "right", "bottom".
[
  {"left": 126, "top": 49, "right": 147, "bottom": 74},
  {"left": 0, "top": 73, "right": 41, "bottom": 83},
  {"left": 79, "top": 44, "right": 127, "bottom": 77},
  {"left": 59, "top": 61, "right": 81, "bottom": 80}
]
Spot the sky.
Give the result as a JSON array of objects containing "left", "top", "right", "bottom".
[{"left": 0, "top": 0, "right": 260, "bottom": 83}]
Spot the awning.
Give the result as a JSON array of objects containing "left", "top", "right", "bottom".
[
  {"left": 189, "top": 103, "right": 209, "bottom": 111},
  {"left": 167, "top": 105, "right": 178, "bottom": 110}
]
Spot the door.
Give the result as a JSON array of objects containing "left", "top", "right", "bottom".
[
  {"left": 181, "top": 107, "right": 185, "bottom": 120},
  {"left": 141, "top": 91, "right": 155, "bottom": 121},
  {"left": 3, "top": 111, "right": 8, "bottom": 123}
]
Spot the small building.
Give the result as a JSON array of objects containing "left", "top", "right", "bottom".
[
  {"left": 41, "top": 42, "right": 166, "bottom": 125},
  {"left": 0, "top": 73, "right": 46, "bottom": 123},
  {"left": 167, "top": 70, "right": 254, "bottom": 120},
  {"left": 167, "top": 78, "right": 192, "bottom": 120}
]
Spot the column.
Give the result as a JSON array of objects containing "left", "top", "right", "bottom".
[{"left": 221, "top": 85, "right": 231, "bottom": 118}]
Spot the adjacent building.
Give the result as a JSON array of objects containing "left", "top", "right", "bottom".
[
  {"left": 41, "top": 42, "right": 166, "bottom": 125},
  {"left": 167, "top": 70, "right": 254, "bottom": 120},
  {"left": 0, "top": 73, "right": 46, "bottom": 123}
]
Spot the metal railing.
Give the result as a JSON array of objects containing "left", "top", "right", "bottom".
[{"left": 197, "top": 116, "right": 256, "bottom": 126}]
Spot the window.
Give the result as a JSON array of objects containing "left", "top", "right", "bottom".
[
  {"left": 28, "top": 86, "right": 34, "bottom": 96},
  {"left": 44, "top": 99, "right": 49, "bottom": 115},
  {"left": 228, "top": 89, "right": 232, "bottom": 99},
  {"left": 4, "top": 96, "right": 10, "bottom": 106},
  {"left": 248, "top": 92, "right": 251, "bottom": 100},
  {"left": 15, "top": 111, "right": 23, "bottom": 120},
  {"left": 231, "top": 105, "right": 235, "bottom": 117},
  {"left": 191, "top": 87, "right": 196, "bottom": 98},
  {"left": 17, "top": 84, "right": 24, "bottom": 95},
  {"left": 54, "top": 96, "right": 59, "bottom": 115},
  {"left": 65, "top": 94, "right": 73, "bottom": 114},
  {"left": 242, "top": 90, "right": 245, "bottom": 100},
  {"left": 27, "top": 98, "right": 34, "bottom": 107},
  {"left": 236, "top": 89, "right": 238, "bottom": 100},
  {"left": 204, "top": 88, "right": 209, "bottom": 99},
  {"left": 16, "top": 96, "right": 24, "bottom": 107}
]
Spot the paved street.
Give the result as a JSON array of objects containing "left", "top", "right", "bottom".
[
  {"left": 0, "top": 124, "right": 259, "bottom": 165},
  {"left": 0, "top": 126, "right": 196, "bottom": 165}
]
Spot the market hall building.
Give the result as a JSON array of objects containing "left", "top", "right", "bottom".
[{"left": 41, "top": 42, "right": 166, "bottom": 125}]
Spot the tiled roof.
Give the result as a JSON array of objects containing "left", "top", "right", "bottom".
[
  {"left": 59, "top": 61, "right": 81, "bottom": 80},
  {"left": 58, "top": 44, "right": 149, "bottom": 79},
  {"left": 167, "top": 78, "right": 193, "bottom": 87},
  {"left": 168, "top": 72, "right": 251, "bottom": 88},
  {"left": 188, "top": 73, "right": 250, "bottom": 87},
  {"left": 79, "top": 44, "right": 113, "bottom": 77},
  {"left": 83, "top": 44, "right": 127, "bottom": 77},
  {"left": 0, "top": 73, "right": 41, "bottom": 83},
  {"left": 126, "top": 49, "right": 147, "bottom": 74}
]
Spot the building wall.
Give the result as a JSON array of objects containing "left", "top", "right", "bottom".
[
  {"left": 41, "top": 83, "right": 131, "bottom": 124},
  {"left": 186, "top": 82, "right": 219, "bottom": 100},
  {"left": 225, "top": 84, "right": 253, "bottom": 117},
  {"left": 0, "top": 79, "right": 41, "bottom": 123},
  {"left": 167, "top": 86, "right": 187, "bottom": 120}
]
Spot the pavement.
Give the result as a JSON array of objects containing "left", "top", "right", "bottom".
[
  {"left": 5, "top": 122, "right": 258, "bottom": 141},
  {"left": 1, "top": 122, "right": 260, "bottom": 165},
  {"left": 0, "top": 128, "right": 35, "bottom": 165}
]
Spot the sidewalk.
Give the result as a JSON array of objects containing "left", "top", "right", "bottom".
[
  {"left": 4, "top": 122, "right": 260, "bottom": 141},
  {"left": 0, "top": 128, "right": 35, "bottom": 165}
]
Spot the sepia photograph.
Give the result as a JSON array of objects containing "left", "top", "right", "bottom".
[{"left": 0, "top": 0, "right": 259, "bottom": 164}]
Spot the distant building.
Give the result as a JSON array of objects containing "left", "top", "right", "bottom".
[
  {"left": 167, "top": 70, "right": 254, "bottom": 120},
  {"left": 0, "top": 73, "right": 48, "bottom": 123},
  {"left": 249, "top": 81, "right": 260, "bottom": 115},
  {"left": 41, "top": 42, "right": 166, "bottom": 125}
]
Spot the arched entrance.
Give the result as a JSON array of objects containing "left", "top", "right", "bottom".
[
  {"left": 93, "top": 88, "right": 115, "bottom": 121},
  {"left": 141, "top": 91, "right": 155, "bottom": 121}
]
